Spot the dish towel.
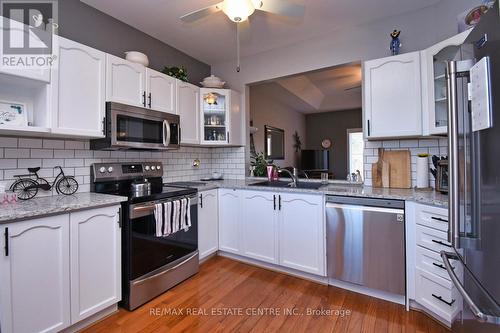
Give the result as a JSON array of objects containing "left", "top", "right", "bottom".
[{"left": 154, "top": 198, "right": 191, "bottom": 237}]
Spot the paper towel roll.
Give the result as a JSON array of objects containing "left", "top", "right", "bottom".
[{"left": 416, "top": 156, "right": 429, "bottom": 188}]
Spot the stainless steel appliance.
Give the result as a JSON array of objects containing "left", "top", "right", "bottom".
[
  {"left": 326, "top": 196, "right": 405, "bottom": 297},
  {"left": 91, "top": 162, "right": 198, "bottom": 310},
  {"left": 90, "top": 102, "right": 180, "bottom": 150},
  {"left": 440, "top": 2, "right": 500, "bottom": 331}
]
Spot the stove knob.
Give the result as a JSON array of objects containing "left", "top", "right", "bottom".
[
  {"left": 145, "top": 165, "right": 150, "bottom": 171},
  {"left": 107, "top": 166, "right": 114, "bottom": 173},
  {"left": 151, "top": 166, "right": 156, "bottom": 171},
  {"left": 156, "top": 165, "right": 161, "bottom": 170},
  {"left": 99, "top": 166, "right": 106, "bottom": 174}
]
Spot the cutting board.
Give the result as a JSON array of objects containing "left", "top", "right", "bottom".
[
  {"left": 382, "top": 149, "right": 412, "bottom": 189},
  {"left": 371, "top": 149, "right": 390, "bottom": 188}
]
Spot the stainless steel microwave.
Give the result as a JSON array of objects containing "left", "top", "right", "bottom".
[{"left": 90, "top": 102, "right": 180, "bottom": 150}]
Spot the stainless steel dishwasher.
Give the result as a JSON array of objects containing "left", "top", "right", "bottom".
[{"left": 326, "top": 196, "right": 405, "bottom": 296}]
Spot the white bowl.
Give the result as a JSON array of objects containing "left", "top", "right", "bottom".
[
  {"left": 200, "top": 75, "right": 225, "bottom": 88},
  {"left": 125, "top": 51, "right": 149, "bottom": 67}
]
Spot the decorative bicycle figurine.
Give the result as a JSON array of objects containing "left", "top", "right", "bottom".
[{"left": 10, "top": 166, "right": 79, "bottom": 200}]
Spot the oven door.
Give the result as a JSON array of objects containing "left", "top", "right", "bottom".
[
  {"left": 109, "top": 102, "right": 180, "bottom": 150},
  {"left": 128, "top": 195, "right": 198, "bottom": 281}
]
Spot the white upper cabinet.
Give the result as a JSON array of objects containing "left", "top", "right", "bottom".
[
  {"left": 198, "top": 189, "right": 219, "bottom": 260},
  {"left": 106, "top": 54, "right": 146, "bottom": 107},
  {"left": 241, "top": 190, "right": 278, "bottom": 264},
  {"left": 278, "top": 193, "right": 325, "bottom": 276},
  {"left": 0, "top": 215, "right": 71, "bottom": 333},
  {"left": 69, "top": 206, "right": 121, "bottom": 323},
  {"left": 51, "top": 37, "right": 106, "bottom": 138},
  {"left": 363, "top": 51, "right": 423, "bottom": 139},
  {"left": 177, "top": 81, "right": 201, "bottom": 145},
  {"left": 200, "top": 88, "right": 243, "bottom": 146},
  {"left": 145, "top": 69, "right": 176, "bottom": 113},
  {"left": 421, "top": 30, "right": 472, "bottom": 135},
  {"left": 218, "top": 189, "right": 241, "bottom": 254}
]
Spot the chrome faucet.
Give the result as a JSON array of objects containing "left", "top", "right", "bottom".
[{"left": 278, "top": 168, "right": 299, "bottom": 188}]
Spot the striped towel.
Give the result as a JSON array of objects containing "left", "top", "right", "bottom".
[{"left": 154, "top": 198, "right": 191, "bottom": 237}]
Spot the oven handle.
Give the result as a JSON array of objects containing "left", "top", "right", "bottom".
[
  {"left": 163, "top": 120, "right": 171, "bottom": 147},
  {"left": 130, "top": 196, "right": 197, "bottom": 219},
  {"left": 131, "top": 252, "right": 198, "bottom": 287}
]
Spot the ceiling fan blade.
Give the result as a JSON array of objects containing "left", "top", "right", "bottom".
[
  {"left": 180, "top": 2, "right": 223, "bottom": 23},
  {"left": 238, "top": 20, "right": 252, "bottom": 42},
  {"left": 254, "top": 0, "right": 305, "bottom": 18}
]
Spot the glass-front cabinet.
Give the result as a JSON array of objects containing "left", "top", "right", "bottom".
[
  {"left": 421, "top": 30, "right": 471, "bottom": 135},
  {"left": 200, "top": 88, "right": 230, "bottom": 144}
]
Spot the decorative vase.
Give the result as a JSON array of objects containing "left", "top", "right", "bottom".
[
  {"left": 416, "top": 156, "right": 429, "bottom": 188},
  {"left": 267, "top": 165, "right": 274, "bottom": 181}
]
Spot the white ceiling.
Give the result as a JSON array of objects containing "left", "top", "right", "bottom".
[
  {"left": 253, "top": 63, "right": 362, "bottom": 114},
  {"left": 80, "top": 0, "right": 441, "bottom": 65}
]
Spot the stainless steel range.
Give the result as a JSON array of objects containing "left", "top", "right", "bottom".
[{"left": 91, "top": 162, "right": 199, "bottom": 310}]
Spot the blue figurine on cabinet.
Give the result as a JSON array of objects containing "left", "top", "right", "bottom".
[{"left": 390, "top": 29, "right": 402, "bottom": 55}]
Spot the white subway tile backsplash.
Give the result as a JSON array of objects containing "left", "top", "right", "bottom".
[
  {"left": 364, "top": 138, "right": 448, "bottom": 188},
  {"left": 0, "top": 136, "right": 246, "bottom": 193}
]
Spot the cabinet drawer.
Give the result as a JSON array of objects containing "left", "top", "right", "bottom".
[
  {"left": 416, "top": 246, "right": 462, "bottom": 281},
  {"left": 415, "top": 204, "right": 448, "bottom": 232},
  {"left": 416, "top": 224, "right": 452, "bottom": 253},
  {"left": 415, "top": 268, "right": 461, "bottom": 323}
]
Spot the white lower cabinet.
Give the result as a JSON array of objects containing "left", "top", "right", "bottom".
[
  {"left": 70, "top": 206, "right": 121, "bottom": 323},
  {"left": 278, "top": 193, "right": 325, "bottom": 275},
  {"left": 241, "top": 191, "right": 278, "bottom": 264},
  {"left": 407, "top": 202, "right": 462, "bottom": 326},
  {"left": 218, "top": 189, "right": 325, "bottom": 276},
  {"left": 218, "top": 189, "right": 241, "bottom": 254},
  {"left": 0, "top": 215, "right": 71, "bottom": 333},
  {"left": 198, "top": 189, "right": 219, "bottom": 260},
  {"left": 0, "top": 205, "right": 121, "bottom": 333}
]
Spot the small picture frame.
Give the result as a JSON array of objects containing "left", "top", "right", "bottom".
[
  {"left": 436, "top": 160, "right": 449, "bottom": 194},
  {"left": 0, "top": 100, "right": 28, "bottom": 127}
]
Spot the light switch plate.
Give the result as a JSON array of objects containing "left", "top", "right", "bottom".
[{"left": 470, "top": 56, "right": 492, "bottom": 132}]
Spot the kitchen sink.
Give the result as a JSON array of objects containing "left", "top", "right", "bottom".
[{"left": 249, "top": 180, "right": 324, "bottom": 190}]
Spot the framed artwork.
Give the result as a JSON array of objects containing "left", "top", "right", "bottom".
[{"left": 0, "top": 100, "right": 28, "bottom": 127}]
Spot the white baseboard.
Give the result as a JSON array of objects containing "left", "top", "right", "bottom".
[
  {"left": 218, "top": 251, "right": 328, "bottom": 285},
  {"left": 60, "top": 304, "right": 118, "bottom": 333}
]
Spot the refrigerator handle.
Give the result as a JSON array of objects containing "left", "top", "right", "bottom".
[
  {"left": 441, "top": 251, "right": 500, "bottom": 324},
  {"left": 446, "top": 61, "right": 460, "bottom": 247}
]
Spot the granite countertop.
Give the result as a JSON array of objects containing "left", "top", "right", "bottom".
[
  {"left": 195, "top": 178, "right": 448, "bottom": 208},
  {"left": 0, "top": 193, "right": 128, "bottom": 224}
]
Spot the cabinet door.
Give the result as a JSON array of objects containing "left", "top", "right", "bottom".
[
  {"left": 0, "top": 215, "right": 70, "bottom": 333},
  {"left": 278, "top": 193, "right": 325, "bottom": 275},
  {"left": 241, "top": 191, "right": 278, "bottom": 264},
  {"left": 177, "top": 81, "right": 200, "bottom": 145},
  {"left": 145, "top": 69, "right": 176, "bottom": 113},
  {"left": 198, "top": 189, "right": 218, "bottom": 260},
  {"left": 421, "top": 30, "right": 471, "bottom": 135},
  {"left": 218, "top": 189, "right": 241, "bottom": 254},
  {"left": 69, "top": 206, "right": 121, "bottom": 323},
  {"left": 363, "top": 51, "right": 422, "bottom": 139},
  {"left": 200, "top": 88, "right": 231, "bottom": 145},
  {"left": 106, "top": 54, "right": 146, "bottom": 107},
  {"left": 51, "top": 37, "right": 106, "bottom": 138}
]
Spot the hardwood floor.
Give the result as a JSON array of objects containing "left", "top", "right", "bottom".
[{"left": 82, "top": 256, "right": 449, "bottom": 333}]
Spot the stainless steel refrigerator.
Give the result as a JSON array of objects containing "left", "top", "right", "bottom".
[{"left": 441, "top": 1, "right": 500, "bottom": 331}]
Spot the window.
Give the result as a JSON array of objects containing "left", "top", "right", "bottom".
[{"left": 347, "top": 129, "right": 364, "bottom": 177}]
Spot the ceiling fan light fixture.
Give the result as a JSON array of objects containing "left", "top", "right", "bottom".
[{"left": 222, "top": 0, "right": 255, "bottom": 22}]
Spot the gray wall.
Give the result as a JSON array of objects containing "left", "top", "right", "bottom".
[
  {"left": 58, "top": 0, "right": 210, "bottom": 84},
  {"left": 305, "top": 109, "right": 362, "bottom": 179}
]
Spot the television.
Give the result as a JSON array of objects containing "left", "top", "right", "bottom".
[{"left": 300, "top": 150, "right": 329, "bottom": 171}]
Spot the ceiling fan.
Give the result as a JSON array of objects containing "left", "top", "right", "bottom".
[{"left": 180, "top": 0, "right": 305, "bottom": 72}]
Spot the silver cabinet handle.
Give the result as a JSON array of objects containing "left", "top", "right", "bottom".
[
  {"left": 446, "top": 61, "right": 460, "bottom": 247},
  {"left": 440, "top": 251, "right": 500, "bottom": 324}
]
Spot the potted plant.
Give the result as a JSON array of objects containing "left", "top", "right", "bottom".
[
  {"left": 250, "top": 152, "right": 274, "bottom": 177},
  {"left": 162, "top": 66, "right": 188, "bottom": 82}
]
